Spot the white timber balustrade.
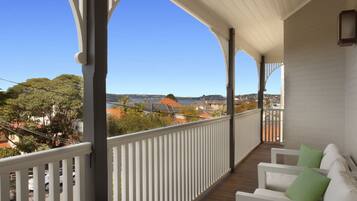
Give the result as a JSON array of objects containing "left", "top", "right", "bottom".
[
  {"left": 0, "top": 142, "right": 91, "bottom": 201},
  {"left": 234, "top": 109, "right": 262, "bottom": 165},
  {"left": 107, "top": 116, "right": 230, "bottom": 201}
]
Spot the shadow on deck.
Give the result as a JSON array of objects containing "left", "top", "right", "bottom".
[{"left": 202, "top": 143, "right": 283, "bottom": 201}]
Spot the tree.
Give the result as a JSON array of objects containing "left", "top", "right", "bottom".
[
  {"left": 15, "top": 136, "right": 38, "bottom": 153},
  {"left": 165, "top": 94, "right": 177, "bottom": 102},
  {"left": 107, "top": 107, "right": 173, "bottom": 137},
  {"left": 0, "top": 148, "right": 20, "bottom": 158},
  {"left": 235, "top": 101, "right": 257, "bottom": 113},
  {"left": 180, "top": 106, "right": 200, "bottom": 122},
  {"left": 0, "top": 75, "right": 83, "bottom": 149}
]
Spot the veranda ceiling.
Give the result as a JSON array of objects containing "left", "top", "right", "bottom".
[{"left": 171, "top": 0, "right": 312, "bottom": 63}]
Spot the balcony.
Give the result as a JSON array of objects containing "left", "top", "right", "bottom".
[
  {"left": 1, "top": 0, "right": 357, "bottom": 200},
  {"left": 0, "top": 109, "right": 278, "bottom": 201}
]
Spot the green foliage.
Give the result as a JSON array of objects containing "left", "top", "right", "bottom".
[
  {"left": 108, "top": 108, "right": 173, "bottom": 137},
  {"left": 180, "top": 106, "right": 200, "bottom": 122},
  {"left": 0, "top": 91, "right": 8, "bottom": 106},
  {"left": 16, "top": 136, "right": 38, "bottom": 153},
  {"left": 165, "top": 94, "right": 177, "bottom": 102},
  {"left": 0, "top": 75, "right": 83, "bottom": 149},
  {"left": 235, "top": 101, "right": 257, "bottom": 113},
  {"left": 0, "top": 148, "right": 20, "bottom": 158}
]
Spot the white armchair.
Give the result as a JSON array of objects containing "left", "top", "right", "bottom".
[
  {"left": 236, "top": 191, "right": 290, "bottom": 201},
  {"left": 236, "top": 159, "right": 356, "bottom": 201},
  {"left": 257, "top": 162, "right": 328, "bottom": 189},
  {"left": 265, "top": 144, "right": 343, "bottom": 191},
  {"left": 271, "top": 148, "right": 300, "bottom": 164}
]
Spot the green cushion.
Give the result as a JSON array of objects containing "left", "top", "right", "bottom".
[
  {"left": 286, "top": 168, "right": 330, "bottom": 201},
  {"left": 297, "top": 144, "right": 323, "bottom": 168}
]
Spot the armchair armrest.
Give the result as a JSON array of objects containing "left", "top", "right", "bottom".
[
  {"left": 271, "top": 148, "right": 300, "bottom": 164},
  {"left": 236, "top": 191, "right": 289, "bottom": 201},
  {"left": 258, "top": 162, "right": 328, "bottom": 189}
]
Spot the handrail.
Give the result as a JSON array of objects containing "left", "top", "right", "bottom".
[
  {"left": 107, "top": 115, "right": 230, "bottom": 146},
  {"left": 234, "top": 109, "right": 261, "bottom": 117},
  {"left": 0, "top": 142, "right": 92, "bottom": 172}
]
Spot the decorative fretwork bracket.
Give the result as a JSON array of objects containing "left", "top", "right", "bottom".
[
  {"left": 69, "top": 0, "right": 120, "bottom": 64},
  {"left": 264, "top": 63, "right": 283, "bottom": 88}
]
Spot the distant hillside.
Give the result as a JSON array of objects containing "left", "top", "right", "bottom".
[
  {"left": 106, "top": 93, "right": 279, "bottom": 105},
  {"left": 106, "top": 94, "right": 225, "bottom": 105}
]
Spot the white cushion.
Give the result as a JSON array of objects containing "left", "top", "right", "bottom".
[
  {"left": 327, "top": 159, "right": 348, "bottom": 179},
  {"left": 324, "top": 171, "right": 357, "bottom": 201},
  {"left": 266, "top": 172, "right": 297, "bottom": 192},
  {"left": 254, "top": 189, "right": 291, "bottom": 201},
  {"left": 323, "top": 144, "right": 339, "bottom": 155},
  {"left": 320, "top": 151, "right": 345, "bottom": 170}
]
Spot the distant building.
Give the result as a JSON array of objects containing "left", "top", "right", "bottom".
[
  {"left": 107, "top": 108, "right": 124, "bottom": 119},
  {"left": 160, "top": 98, "right": 181, "bottom": 108}
]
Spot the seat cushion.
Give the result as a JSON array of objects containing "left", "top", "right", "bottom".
[
  {"left": 254, "top": 189, "right": 291, "bottom": 201},
  {"left": 324, "top": 171, "right": 357, "bottom": 201},
  {"left": 327, "top": 159, "right": 348, "bottom": 179},
  {"left": 320, "top": 151, "right": 345, "bottom": 170},
  {"left": 266, "top": 172, "right": 297, "bottom": 192},
  {"left": 297, "top": 145, "right": 323, "bottom": 168},
  {"left": 286, "top": 168, "right": 331, "bottom": 201},
  {"left": 323, "top": 144, "right": 339, "bottom": 155}
]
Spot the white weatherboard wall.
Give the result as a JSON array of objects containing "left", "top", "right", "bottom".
[
  {"left": 234, "top": 109, "right": 261, "bottom": 165},
  {"left": 344, "top": 0, "right": 357, "bottom": 160},
  {"left": 284, "top": 0, "right": 346, "bottom": 151}
]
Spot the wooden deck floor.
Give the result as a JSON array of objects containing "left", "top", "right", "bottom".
[{"left": 201, "top": 143, "right": 282, "bottom": 201}]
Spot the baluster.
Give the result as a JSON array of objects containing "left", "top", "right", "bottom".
[
  {"left": 184, "top": 130, "right": 189, "bottom": 201},
  {"left": 209, "top": 125, "right": 213, "bottom": 185},
  {"left": 275, "top": 110, "right": 279, "bottom": 142},
  {"left": 113, "top": 146, "right": 121, "bottom": 201},
  {"left": 49, "top": 162, "right": 60, "bottom": 201},
  {"left": 175, "top": 132, "right": 180, "bottom": 201},
  {"left": 164, "top": 135, "right": 169, "bottom": 201},
  {"left": 142, "top": 140, "right": 148, "bottom": 201},
  {"left": 264, "top": 110, "right": 268, "bottom": 142},
  {"left": 33, "top": 165, "right": 45, "bottom": 201},
  {"left": 74, "top": 156, "right": 85, "bottom": 201},
  {"left": 149, "top": 138, "right": 154, "bottom": 201},
  {"left": 171, "top": 133, "right": 176, "bottom": 201},
  {"left": 154, "top": 137, "right": 159, "bottom": 201},
  {"left": 137, "top": 141, "right": 142, "bottom": 201},
  {"left": 219, "top": 122, "right": 223, "bottom": 176},
  {"left": 198, "top": 127, "right": 203, "bottom": 194},
  {"left": 194, "top": 128, "right": 198, "bottom": 198},
  {"left": 16, "top": 169, "right": 28, "bottom": 201},
  {"left": 130, "top": 142, "right": 136, "bottom": 201},
  {"left": 191, "top": 128, "right": 196, "bottom": 200},
  {"left": 107, "top": 146, "right": 113, "bottom": 201},
  {"left": 160, "top": 136, "right": 164, "bottom": 201},
  {"left": 63, "top": 158, "right": 74, "bottom": 201},
  {"left": 203, "top": 126, "right": 207, "bottom": 190},
  {"left": 122, "top": 144, "right": 129, "bottom": 201},
  {"left": 269, "top": 110, "right": 272, "bottom": 142},
  {"left": 272, "top": 110, "right": 275, "bottom": 142},
  {"left": 0, "top": 173, "right": 9, "bottom": 201}
]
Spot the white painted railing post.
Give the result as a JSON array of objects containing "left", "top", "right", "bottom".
[
  {"left": 16, "top": 169, "right": 28, "bottom": 201},
  {"left": 33, "top": 165, "right": 45, "bottom": 201},
  {"left": 0, "top": 173, "right": 9, "bottom": 201}
]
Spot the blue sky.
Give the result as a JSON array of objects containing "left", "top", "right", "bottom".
[{"left": 0, "top": 0, "right": 280, "bottom": 97}]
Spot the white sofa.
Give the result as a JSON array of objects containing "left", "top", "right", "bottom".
[
  {"left": 264, "top": 144, "right": 344, "bottom": 191},
  {"left": 236, "top": 159, "right": 357, "bottom": 201}
]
